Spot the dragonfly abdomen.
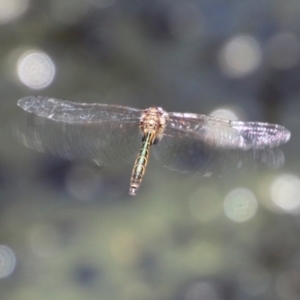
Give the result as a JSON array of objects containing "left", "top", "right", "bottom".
[{"left": 129, "top": 132, "right": 154, "bottom": 196}]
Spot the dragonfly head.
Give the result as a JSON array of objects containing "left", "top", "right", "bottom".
[{"left": 140, "top": 106, "right": 169, "bottom": 143}]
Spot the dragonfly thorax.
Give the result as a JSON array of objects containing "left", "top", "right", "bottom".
[{"left": 140, "top": 107, "right": 169, "bottom": 145}]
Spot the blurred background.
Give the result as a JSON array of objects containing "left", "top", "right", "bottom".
[{"left": 0, "top": 0, "right": 299, "bottom": 299}]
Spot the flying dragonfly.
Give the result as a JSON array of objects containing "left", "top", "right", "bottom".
[{"left": 16, "top": 96, "right": 291, "bottom": 195}]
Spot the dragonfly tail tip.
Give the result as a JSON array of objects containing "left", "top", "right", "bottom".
[{"left": 129, "top": 187, "right": 138, "bottom": 196}]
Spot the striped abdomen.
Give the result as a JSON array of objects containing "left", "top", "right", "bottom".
[{"left": 129, "top": 132, "right": 155, "bottom": 196}]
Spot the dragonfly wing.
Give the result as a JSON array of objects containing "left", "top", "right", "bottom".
[
  {"left": 17, "top": 96, "right": 141, "bottom": 123},
  {"left": 152, "top": 112, "right": 289, "bottom": 174},
  {"left": 16, "top": 97, "right": 142, "bottom": 165},
  {"left": 152, "top": 129, "right": 286, "bottom": 174},
  {"left": 166, "top": 113, "right": 291, "bottom": 150}
]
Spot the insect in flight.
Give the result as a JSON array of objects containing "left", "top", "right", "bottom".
[{"left": 17, "top": 96, "right": 291, "bottom": 196}]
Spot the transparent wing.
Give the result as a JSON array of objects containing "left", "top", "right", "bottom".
[
  {"left": 153, "top": 129, "right": 285, "bottom": 174},
  {"left": 15, "top": 97, "right": 143, "bottom": 165},
  {"left": 17, "top": 96, "right": 141, "bottom": 123},
  {"left": 165, "top": 112, "right": 291, "bottom": 150},
  {"left": 152, "top": 113, "right": 289, "bottom": 173}
]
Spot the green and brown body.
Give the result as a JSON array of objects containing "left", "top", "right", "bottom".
[
  {"left": 129, "top": 132, "right": 154, "bottom": 195},
  {"left": 129, "top": 107, "right": 169, "bottom": 195}
]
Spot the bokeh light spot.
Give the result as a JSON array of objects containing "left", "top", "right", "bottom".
[
  {"left": 209, "top": 108, "right": 239, "bottom": 120},
  {"left": 0, "top": 0, "right": 29, "bottom": 24},
  {"left": 0, "top": 245, "right": 16, "bottom": 278},
  {"left": 271, "top": 174, "right": 300, "bottom": 213},
  {"left": 224, "top": 188, "right": 258, "bottom": 222},
  {"left": 219, "top": 35, "right": 262, "bottom": 78},
  {"left": 17, "top": 50, "right": 56, "bottom": 90}
]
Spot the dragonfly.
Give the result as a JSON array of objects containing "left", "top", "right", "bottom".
[{"left": 16, "top": 96, "right": 291, "bottom": 196}]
